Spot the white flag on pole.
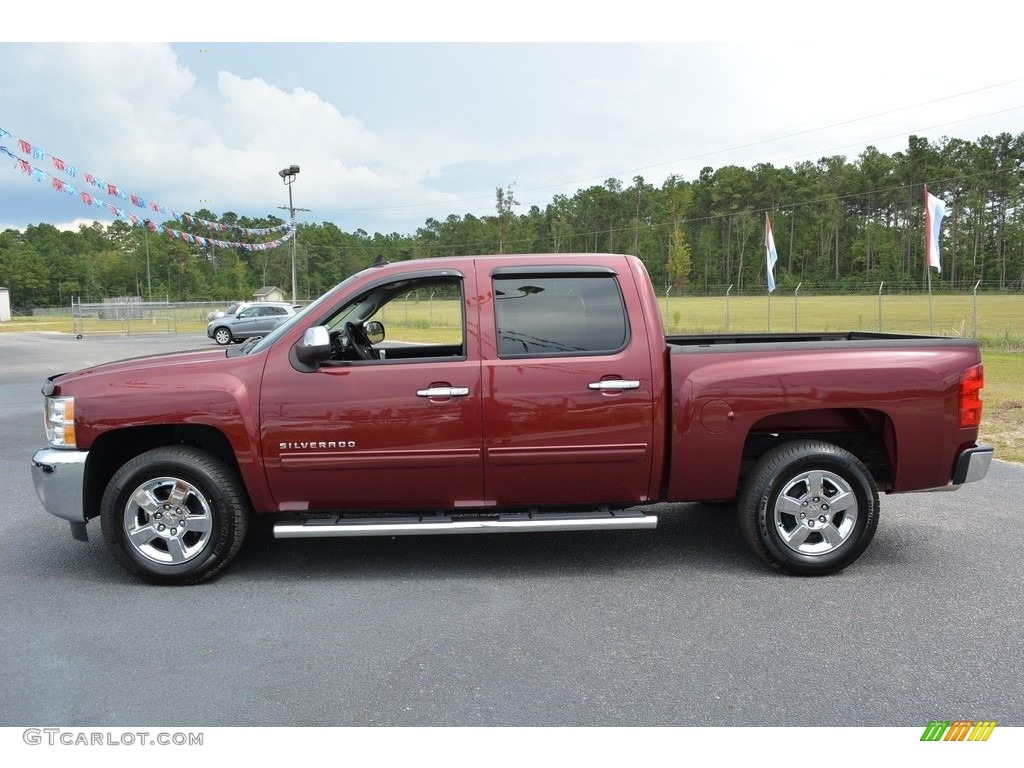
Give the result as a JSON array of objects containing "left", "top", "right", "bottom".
[
  {"left": 925, "top": 188, "right": 946, "bottom": 273},
  {"left": 765, "top": 213, "right": 779, "bottom": 292}
]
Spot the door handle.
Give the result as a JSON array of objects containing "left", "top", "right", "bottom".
[
  {"left": 588, "top": 380, "right": 640, "bottom": 391},
  {"left": 416, "top": 387, "right": 471, "bottom": 398}
]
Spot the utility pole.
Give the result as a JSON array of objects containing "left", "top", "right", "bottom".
[
  {"left": 144, "top": 220, "right": 152, "bottom": 301},
  {"left": 278, "top": 165, "right": 311, "bottom": 302}
]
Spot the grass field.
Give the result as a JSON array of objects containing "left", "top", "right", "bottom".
[
  {"left": 977, "top": 351, "right": 1024, "bottom": 464},
  {"left": 5, "top": 292, "right": 1022, "bottom": 342},
  {"left": 658, "top": 293, "right": 1023, "bottom": 350},
  {"left": 3, "top": 293, "right": 1020, "bottom": 462}
]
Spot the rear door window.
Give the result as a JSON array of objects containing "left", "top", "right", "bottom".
[{"left": 493, "top": 274, "right": 628, "bottom": 358}]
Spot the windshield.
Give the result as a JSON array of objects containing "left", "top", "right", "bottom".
[{"left": 246, "top": 273, "right": 361, "bottom": 355}]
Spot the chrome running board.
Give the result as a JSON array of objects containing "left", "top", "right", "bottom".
[{"left": 274, "top": 509, "right": 657, "bottom": 539}]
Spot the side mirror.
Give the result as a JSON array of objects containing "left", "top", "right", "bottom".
[
  {"left": 364, "top": 320, "right": 385, "bottom": 345},
  {"left": 295, "top": 326, "right": 332, "bottom": 364}
]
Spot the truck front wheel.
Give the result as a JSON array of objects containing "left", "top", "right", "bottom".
[
  {"left": 100, "top": 446, "right": 249, "bottom": 585},
  {"left": 738, "top": 440, "right": 878, "bottom": 575}
]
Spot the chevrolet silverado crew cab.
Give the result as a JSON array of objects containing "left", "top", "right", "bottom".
[{"left": 30, "top": 254, "right": 993, "bottom": 584}]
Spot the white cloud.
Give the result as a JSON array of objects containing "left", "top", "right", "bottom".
[
  {"left": 1, "top": 43, "right": 466, "bottom": 231},
  {"left": 3, "top": 38, "right": 1024, "bottom": 237},
  {"left": 217, "top": 72, "right": 378, "bottom": 158},
  {"left": 0, "top": 218, "right": 109, "bottom": 234}
]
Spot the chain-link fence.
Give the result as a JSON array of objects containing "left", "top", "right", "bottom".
[
  {"left": 660, "top": 284, "right": 1023, "bottom": 348},
  {"left": 59, "top": 298, "right": 227, "bottom": 337},
  {"left": 22, "top": 284, "right": 1024, "bottom": 351}
]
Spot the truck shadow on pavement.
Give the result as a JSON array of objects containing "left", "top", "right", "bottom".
[{"left": 226, "top": 502, "right": 765, "bottom": 584}]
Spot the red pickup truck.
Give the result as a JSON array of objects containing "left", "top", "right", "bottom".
[{"left": 31, "top": 253, "right": 993, "bottom": 584}]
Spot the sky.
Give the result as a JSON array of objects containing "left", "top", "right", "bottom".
[{"left": 2, "top": 2, "right": 1023, "bottom": 242}]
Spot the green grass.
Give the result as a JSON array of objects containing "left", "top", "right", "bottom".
[
  {"left": 977, "top": 352, "right": 1024, "bottom": 464},
  {"left": 0, "top": 317, "right": 75, "bottom": 333},
  {"left": 8, "top": 293, "right": 1021, "bottom": 345},
  {"left": 659, "top": 293, "right": 1024, "bottom": 350},
  {"left": 0, "top": 315, "right": 206, "bottom": 335}
]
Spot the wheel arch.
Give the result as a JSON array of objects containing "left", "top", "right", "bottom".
[
  {"left": 84, "top": 425, "right": 247, "bottom": 522},
  {"left": 740, "top": 407, "right": 896, "bottom": 493}
]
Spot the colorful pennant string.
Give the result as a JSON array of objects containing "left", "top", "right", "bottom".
[
  {"left": 1, "top": 126, "right": 292, "bottom": 239},
  {"left": 2, "top": 144, "right": 294, "bottom": 252}
]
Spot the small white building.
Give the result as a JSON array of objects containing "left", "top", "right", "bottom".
[
  {"left": 253, "top": 285, "right": 285, "bottom": 303},
  {"left": 0, "top": 288, "right": 11, "bottom": 322}
]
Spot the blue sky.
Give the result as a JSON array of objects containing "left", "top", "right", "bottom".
[{"left": 2, "top": 3, "right": 1022, "bottom": 238}]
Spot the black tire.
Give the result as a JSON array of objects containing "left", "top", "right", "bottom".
[
  {"left": 100, "top": 446, "right": 249, "bottom": 585},
  {"left": 738, "top": 440, "right": 879, "bottom": 575},
  {"left": 213, "top": 326, "right": 233, "bottom": 345}
]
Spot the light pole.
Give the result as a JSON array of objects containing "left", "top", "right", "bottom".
[
  {"left": 143, "top": 219, "right": 152, "bottom": 301},
  {"left": 278, "top": 165, "right": 304, "bottom": 302}
]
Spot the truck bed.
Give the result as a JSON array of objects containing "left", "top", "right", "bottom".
[{"left": 663, "top": 330, "right": 985, "bottom": 502}]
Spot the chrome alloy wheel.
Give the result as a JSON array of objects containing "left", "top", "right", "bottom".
[
  {"left": 772, "top": 469, "right": 858, "bottom": 556},
  {"left": 122, "top": 476, "right": 214, "bottom": 565}
]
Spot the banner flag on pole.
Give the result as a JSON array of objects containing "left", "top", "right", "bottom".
[
  {"left": 765, "top": 212, "right": 779, "bottom": 292},
  {"left": 925, "top": 186, "right": 946, "bottom": 273}
]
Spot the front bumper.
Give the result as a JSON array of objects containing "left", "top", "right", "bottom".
[{"left": 31, "top": 449, "right": 89, "bottom": 539}]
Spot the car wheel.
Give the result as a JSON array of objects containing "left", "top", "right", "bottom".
[
  {"left": 213, "top": 327, "right": 233, "bottom": 345},
  {"left": 738, "top": 440, "right": 878, "bottom": 575},
  {"left": 100, "top": 446, "right": 249, "bottom": 585}
]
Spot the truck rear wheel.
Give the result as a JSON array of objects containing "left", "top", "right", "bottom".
[
  {"left": 100, "top": 446, "right": 249, "bottom": 585},
  {"left": 738, "top": 440, "right": 878, "bottom": 575}
]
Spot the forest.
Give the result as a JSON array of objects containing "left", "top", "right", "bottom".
[{"left": 2, "top": 131, "right": 1023, "bottom": 309}]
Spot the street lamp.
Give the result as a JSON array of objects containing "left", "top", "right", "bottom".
[
  {"left": 143, "top": 219, "right": 152, "bottom": 301},
  {"left": 279, "top": 165, "right": 301, "bottom": 302}
]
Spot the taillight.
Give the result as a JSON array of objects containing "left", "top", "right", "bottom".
[{"left": 959, "top": 364, "right": 984, "bottom": 429}]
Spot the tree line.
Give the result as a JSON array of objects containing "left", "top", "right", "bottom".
[{"left": 2, "top": 131, "right": 1023, "bottom": 309}]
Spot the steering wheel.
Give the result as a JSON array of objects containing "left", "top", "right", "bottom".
[{"left": 345, "top": 322, "right": 378, "bottom": 361}]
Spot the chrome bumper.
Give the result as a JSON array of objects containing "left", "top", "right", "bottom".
[
  {"left": 952, "top": 444, "right": 994, "bottom": 486},
  {"left": 31, "top": 449, "right": 89, "bottom": 532}
]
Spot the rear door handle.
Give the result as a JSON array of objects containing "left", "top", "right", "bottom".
[
  {"left": 588, "top": 380, "right": 641, "bottom": 391},
  {"left": 416, "top": 387, "right": 471, "bottom": 398}
]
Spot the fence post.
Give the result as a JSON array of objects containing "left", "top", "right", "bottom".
[
  {"left": 726, "top": 284, "right": 733, "bottom": 332},
  {"left": 877, "top": 281, "right": 884, "bottom": 332},
  {"left": 973, "top": 279, "right": 981, "bottom": 338}
]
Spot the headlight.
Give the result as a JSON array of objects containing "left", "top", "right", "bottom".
[{"left": 44, "top": 396, "right": 77, "bottom": 448}]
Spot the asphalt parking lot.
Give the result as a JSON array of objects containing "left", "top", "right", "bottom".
[{"left": 1, "top": 331, "right": 1022, "bottom": 727}]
